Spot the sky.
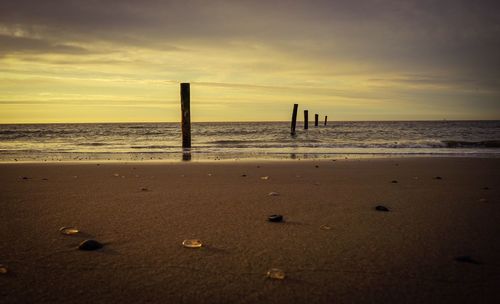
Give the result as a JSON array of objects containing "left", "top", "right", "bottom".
[{"left": 0, "top": 0, "right": 499, "bottom": 123}]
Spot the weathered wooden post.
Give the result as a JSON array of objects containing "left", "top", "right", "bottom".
[
  {"left": 315, "top": 114, "right": 319, "bottom": 127},
  {"left": 180, "top": 83, "right": 191, "bottom": 149},
  {"left": 304, "top": 110, "right": 309, "bottom": 129},
  {"left": 291, "top": 104, "right": 298, "bottom": 136},
  {"left": 324, "top": 115, "right": 328, "bottom": 126}
]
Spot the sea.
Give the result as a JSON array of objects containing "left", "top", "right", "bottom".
[{"left": 0, "top": 121, "right": 499, "bottom": 161}]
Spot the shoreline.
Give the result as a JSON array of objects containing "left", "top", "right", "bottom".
[{"left": 1, "top": 157, "right": 499, "bottom": 303}]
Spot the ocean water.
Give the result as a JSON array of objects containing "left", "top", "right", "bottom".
[{"left": 0, "top": 121, "right": 499, "bottom": 161}]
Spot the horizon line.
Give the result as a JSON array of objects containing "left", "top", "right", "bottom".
[{"left": 1, "top": 119, "right": 499, "bottom": 125}]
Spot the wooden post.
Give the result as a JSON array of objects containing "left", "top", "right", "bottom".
[
  {"left": 324, "top": 115, "right": 328, "bottom": 126},
  {"left": 291, "top": 104, "right": 298, "bottom": 136},
  {"left": 304, "top": 110, "right": 308, "bottom": 129},
  {"left": 180, "top": 83, "right": 191, "bottom": 149},
  {"left": 315, "top": 114, "right": 319, "bottom": 127}
]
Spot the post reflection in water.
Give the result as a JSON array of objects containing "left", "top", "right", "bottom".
[{"left": 182, "top": 149, "right": 192, "bottom": 161}]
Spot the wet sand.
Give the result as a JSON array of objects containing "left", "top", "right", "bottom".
[{"left": 1, "top": 158, "right": 499, "bottom": 303}]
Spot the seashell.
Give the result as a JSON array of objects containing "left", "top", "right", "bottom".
[
  {"left": 267, "top": 268, "right": 285, "bottom": 280},
  {"left": 375, "top": 205, "right": 390, "bottom": 212},
  {"left": 59, "top": 227, "right": 79, "bottom": 235},
  {"left": 268, "top": 214, "right": 283, "bottom": 222},
  {"left": 182, "top": 239, "right": 202, "bottom": 248}
]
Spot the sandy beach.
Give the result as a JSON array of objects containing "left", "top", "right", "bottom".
[{"left": 1, "top": 157, "right": 499, "bottom": 303}]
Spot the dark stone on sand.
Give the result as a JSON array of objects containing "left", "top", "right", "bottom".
[
  {"left": 434, "top": 176, "right": 442, "bottom": 180},
  {"left": 455, "top": 256, "right": 481, "bottom": 265},
  {"left": 141, "top": 187, "right": 149, "bottom": 191},
  {"left": 375, "top": 205, "right": 390, "bottom": 212},
  {"left": 241, "top": 174, "right": 247, "bottom": 177},
  {"left": 315, "top": 165, "right": 319, "bottom": 168},
  {"left": 391, "top": 180, "right": 398, "bottom": 183},
  {"left": 78, "top": 240, "right": 103, "bottom": 251},
  {"left": 268, "top": 214, "right": 283, "bottom": 222},
  {"left": 21, "top": 176, "right": 29, "bottom": 180}
]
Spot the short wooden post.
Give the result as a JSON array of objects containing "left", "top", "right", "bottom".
[
  {"left": 180, "top": 83, "right": 191, "bottom": 149},
  {"left": 315, "top": 114, "right": 319, "bottom": 127},
  {"left": 291, "top": 104, "right": 298, "bottom": 136},
  {"left": 304, "top": 110, "right": 309, "bottom": 129},
  {"left": 324, "top": 115, "right": 328, "bottom": 126}
]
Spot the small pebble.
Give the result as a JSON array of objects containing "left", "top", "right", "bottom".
[
  {"left": 241, "top": 174, "right": 247, "bottom": 177},
  {"left": 0, "top": 264, "right": 8, "bottom": 274},
  {"left": 261, "top": 176, "right": 269, "bottom": 180},
  {"left": 141, "top": 187, "right": 149, "bottom": 192},
  {"left": 182, "top": 239, "right": 202, "bottom": 248},
  {"left": 375, "top": 205, "right": 390, "bottom": 212},
  {"left": 315, "top": 165, "right": 319, "bottom": 168},
  {"left": 455, "top": 256, "right": 481, "bottom": 264},
  {"left": 21, "top": 176, "right": 29, "bottom": 180},
  {"left": 78, "top": 240, "right": 103, "bottom": 251},
  {"left": 320, "top": 225, "right": 332, "bottom": 230},
  {"left": 113, "top": 173, "right": 120, "bottom": 177},
  {"left": 391, "top": 180, "right": 398, "bottom": 183},
  {"left": 434, "top": 176, "right": 442, "bottom": 180},
  {"left": 267, "top": 268, "right": 285, "bottom": 280},
  {"left": 207, "top": 173, "right": 212, "bottom": 176},
  {"left": 268, "top": 214, "right": 283, "bottom": 222},
  {"left": 268, "top": 192, "right": 280, "bottom": 196}
]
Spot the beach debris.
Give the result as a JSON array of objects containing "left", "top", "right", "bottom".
[
  {"left": 260, "top": 176, "right": 269, "bottom": 180},
  {"left": 479, "top": 198, "right": 488, "bottom": 203},
  {"left": 141, "top": 187, "right": 149, "bottom": 192},
  {"left": 267, "top": 268, "right": 286, "bottom": 280},
  {"left": 375, "top": 205, "right": 390, "bottom": 212},
  {"left": 434, "top": 176, "right": 442, "bottom": 180},
  {"left": 182, "top": 239, "right": 203, "bottom": 248},
  {"left": 268, "top": 214, "right": 283, "bottom": 222},
  {"left": 59, "top": 226, "right": 80, "bottom": 235},
  {"left": 320, "top": 224, "right": 332, "bottom": 230},
  {"left": 455, "top": 255, "right": 481, "bottom": 265},
  {"left": 268, "top": 192, "right": 280, "bottom": 196},
  {"left": 0, "top": 264, "right": 8, "bottom": 274},
  {"left": 113, "top": 173, "right": 120, "bottom": 177},
  {"left": 391, "top": 180, "right": 398, "bottom": 183},
  {"left": 78, "top": 240, "right": 103, "bottom": 251}
]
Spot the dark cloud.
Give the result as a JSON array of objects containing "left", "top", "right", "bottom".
[
  {"left": 0, "top": 34, "right": 89, "bottom": 55},
  {"left": 0, "top": 0, "right": 499, "bottom": 89}
]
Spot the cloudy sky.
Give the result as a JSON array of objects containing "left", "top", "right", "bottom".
[{"left": 1, "top": 0, "right": 499, "bottom": 123}]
